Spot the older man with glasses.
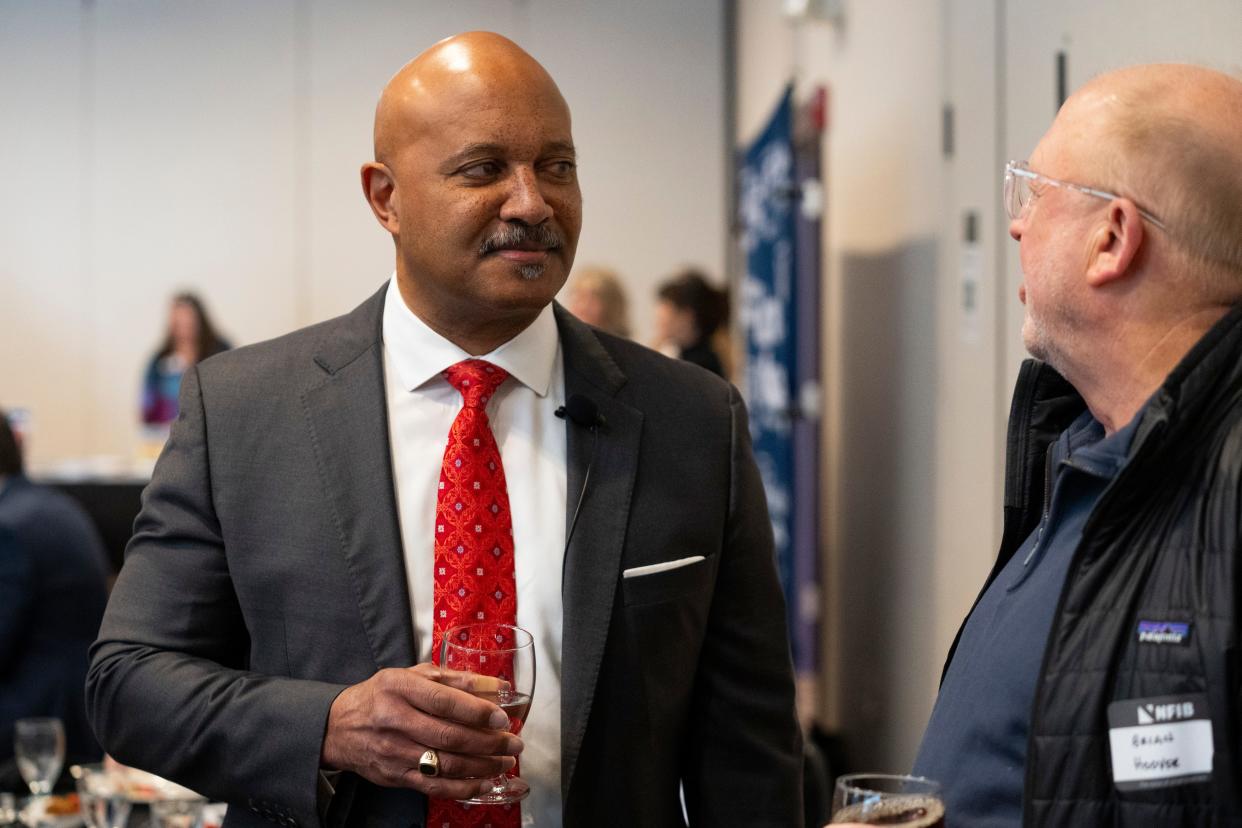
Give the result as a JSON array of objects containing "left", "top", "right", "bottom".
[{"left": 910, "top": 63, "right": 1242, "bottom": 827}]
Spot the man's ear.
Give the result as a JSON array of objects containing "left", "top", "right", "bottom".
[
  {"left": 361, "top": 162, "right": 399, "bottom": 234},
  {"left": 1086, "top": 198, "right": 1145, "bottom": 287}
]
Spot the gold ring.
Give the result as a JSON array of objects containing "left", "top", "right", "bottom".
[{"left": 418, "top": 749, "right": 440, "bottom": 777}]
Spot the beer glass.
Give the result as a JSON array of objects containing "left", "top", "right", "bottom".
[
  {"left": 440, "top": 623, "right": 535, "bottom": 804},
  {"left": 830, "top": 774, "right": 944, "bottom": 826}
]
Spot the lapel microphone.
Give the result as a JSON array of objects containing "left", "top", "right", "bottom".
[
  {"left": 556, "top": 394, "right": 605, "bottom": 585},
  {"left": 554, "top": 394, "right": 606, "bottom": 431}
]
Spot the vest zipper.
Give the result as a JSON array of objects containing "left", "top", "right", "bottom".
[
  {"left": 1022, "top": 443, "right": 1057, "bottom": 567},
  {"left": 1021, "top": 414, "right": 1168, "bottom": 824}
]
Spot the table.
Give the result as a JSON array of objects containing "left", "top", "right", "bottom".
[{"left": 39, "top": 478, "right": 147, "bottom": 575}]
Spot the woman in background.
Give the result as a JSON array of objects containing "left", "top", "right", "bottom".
[
  {"left": 141, "top": 292, "right": 230, "bottom": 425},
  {"left": 565, "top": 265, "right": 632, "bottom": 339},
  {"left": 654, "top": 269, "right": 730, "bottom": 378}
]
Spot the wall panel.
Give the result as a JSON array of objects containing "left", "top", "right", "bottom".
[
  {"left": 0, "top": 1, "right": 89, "bottom": 462},
  {"left": 87, "top": 0, "right": 301, "bottom": 461}
]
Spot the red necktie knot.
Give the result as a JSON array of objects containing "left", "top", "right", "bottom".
[{"left": 444, "top": 359, "right": 509, "bottom": 409}]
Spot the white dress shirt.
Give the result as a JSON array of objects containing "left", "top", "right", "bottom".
[{"left": 381, "top": 276, "right": 566, "bottom": 824}]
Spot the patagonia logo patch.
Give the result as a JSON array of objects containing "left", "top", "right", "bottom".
[{"left": 1137, "top": 620, "right": 1191, "bottom": 645}]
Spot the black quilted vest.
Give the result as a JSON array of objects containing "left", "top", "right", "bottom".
[{"left": 944, "top": 305, "right": 1242, "bottom": 827}]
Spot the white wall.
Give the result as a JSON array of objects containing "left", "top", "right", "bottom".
[
  {"left": 1, "top": 1, "right": 92, "bottom": 464},
  {"left": 0, "top": 0, "right": 726, "bottom": 469}
]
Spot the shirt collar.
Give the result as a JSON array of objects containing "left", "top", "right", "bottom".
[
  {"left": 381, "top": 274, "right": 559, "bottom": 397},
  {"left": 1057, "top": 406, "right": 1144, "bottom": 479}
]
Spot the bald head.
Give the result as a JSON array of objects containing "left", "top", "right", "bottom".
[
  {"left": 359, "top": 32, "right": 582, "bottom": 355},
  {"left": 374, "top": 32, "right": 568, "bottom": 164},
  {"left": 1053, "top": 64, "right": 1242, "bottom": 295},
  {"left": 1075, "top": 63, "right": 1242, "bottom": 137}
]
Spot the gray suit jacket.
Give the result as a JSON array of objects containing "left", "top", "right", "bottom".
[{"left": 87, "top": 285, "right": 802, "bottom": 828}]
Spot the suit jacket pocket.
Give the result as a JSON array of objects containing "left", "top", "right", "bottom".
[
  {"left": 620, "top": 553, "right": 719, "bottom": 760},
  {"left": 621, "top": 554, "right": 717, "bottom": 607}
]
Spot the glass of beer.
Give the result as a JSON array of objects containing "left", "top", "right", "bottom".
[{"left": 830, "top": 774, "right": 943, "bottom": 826}]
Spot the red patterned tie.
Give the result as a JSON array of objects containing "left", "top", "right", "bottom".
[{"left": 429, "top": 359, "right": 520, "bottom": 828}]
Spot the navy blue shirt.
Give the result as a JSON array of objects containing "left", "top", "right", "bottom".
[{"left": 912, "top": 410, "right": 1140, "bottom": 826}]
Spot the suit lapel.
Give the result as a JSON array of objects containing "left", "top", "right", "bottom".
[
  {"left": 302, "top": 285, "right": 416, "bottom": 670},
  {"left": 554, "top": 305, "right": 642, "bottom": 801},
  {"left": 299, "top": 297, "right": 639, "bottom": 791}
]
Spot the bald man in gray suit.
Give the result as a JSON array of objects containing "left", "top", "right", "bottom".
[{"left": 87, "top": 32, "right": 802, "bottom": 828}]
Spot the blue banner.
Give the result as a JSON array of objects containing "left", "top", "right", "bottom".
[{"left": 739, "top": 88, "right": 802, "bottom": 665}]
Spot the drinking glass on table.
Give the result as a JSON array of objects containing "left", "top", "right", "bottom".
[
  {"left": 439, "top": 623, "right": 535, "bottom": 805},
  {"left": 71, "top": 764, "right": 132, "bottom": 828},
  {"left": 149, "top": 796, "right": 207, "bottom": 828},
  {"left": 14, "top": 718, "right": 65, "bottom": 796},
  {"left": 830, "top": 774, "right": 944, "bottom": 826}
]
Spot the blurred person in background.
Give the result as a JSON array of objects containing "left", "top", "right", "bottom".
[
  {"left": 140, "top": 292, "right": 231, "bottom": 425},
  {"left": 654, "top": 269, "right": 730, "bottom": 378},
  {"left": 0, "top": 410, "right": 109, "bottom": 791},
  {"left": 564, "top": 265, "right": 631, "bottom": 338}
]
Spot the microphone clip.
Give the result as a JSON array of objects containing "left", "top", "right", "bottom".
[{"left": 555, "top": 394, "right": 606, "bottom": 432}]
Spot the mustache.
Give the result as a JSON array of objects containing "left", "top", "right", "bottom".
[{"left": 478, "top": 223, "right": 564, "bottom": 256}]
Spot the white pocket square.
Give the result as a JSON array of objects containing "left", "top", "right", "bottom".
[{"left": 622, "top": 555, "right": 706, "bottom": 579}]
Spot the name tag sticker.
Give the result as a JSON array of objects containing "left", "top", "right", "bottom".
[{"left": 1107, "top": 693, "right": 1213, "bottom": 791}]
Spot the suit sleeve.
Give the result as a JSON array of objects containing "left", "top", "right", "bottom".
[
  {"left": 682, "top": 386, "right": 804, "bottom": 827},
  {"left": 86, "top": 366, "right": 345, "bottom": 828}
]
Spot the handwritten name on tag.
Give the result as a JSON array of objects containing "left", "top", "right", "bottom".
[{"left": 1107, "top": 694, "right": 1213, "bottom": 791}]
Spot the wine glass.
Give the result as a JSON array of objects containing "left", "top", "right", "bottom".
[
  {"left": 14, "top": 717, "right": 65, "bottom": 796},
  {"left": 830, "top": 774, "right": 944, "bottom": 826},
  {"left": 71, "top": 764, "right": 134, "bottom": 828},
  {"left": 149, "top": 796, "right": 206, "bottom": 828},
  {"left": 71, "top": 764, "right": 133, "bottom": 828},
  {"left": 439, "top": 623, "right": 535, "bottom": 804}
]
